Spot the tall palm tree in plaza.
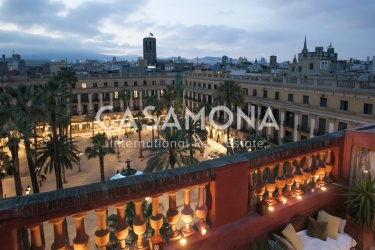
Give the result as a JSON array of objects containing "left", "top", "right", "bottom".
[
  {"left": 37, "top": 78, "right": 69, "bottom": 189},
  {"left": 145, "top": 96, "right": 163, "bottom": 142},
  {"left": 213, "top": 80, "right": 245, "bottom": 155},
  {"left": 0, "top": 83, "right": 44, "bottom": 194},
  {"left": 181, "top": 117, "right": 207, "bottom": 164},
  {"left": 119, "top": 87, "right": 131, "bottom": 110},
  {"left": 133, "top": 111, "right": 147, "bottom": 158},
  {"left": 85, "top": 132, "right": 116, "bottom": 182},
  {"left": 84, "top": 111, "right": 97, "bottom": 137},
  {"left": 161, "top": 85, "right": 177, "bottom": 109},
  {"left": 143, "top": 127, "right": 193, "bottom": 172}
]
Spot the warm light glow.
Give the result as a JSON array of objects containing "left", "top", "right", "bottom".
[
  {"left": 282, "top": 197, "right": 287, "bottom": 205},
  {"left": 200, "top": 228, "right": 207, "bottom": 236},
  {"left": 268, "top": 206, "right": 274, "bottom": 211},
  {"left": 180, "top": 238, "right": 187, "bottom": 245},
  {"left": 296, "top": 195, "right": 302, "bottom": 200},
  {"left": 311, "top": 188, "right": 315, "bottom": 193},
  {"left": 321, "top": 187, "right": 327, "bottom": 191}
]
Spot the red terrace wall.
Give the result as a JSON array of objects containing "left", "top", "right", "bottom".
[
  {"left": 207, "top": 161, "right": 249, "bottom": 228},
  {"left": 343, "top": 129, "right": 375, "bottom": 183}
]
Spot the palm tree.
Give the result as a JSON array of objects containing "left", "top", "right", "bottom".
[
  {"left": 84, "top": 111, "right": 97, "bottom": 137},
  {"left": 133, "top": 111, "right": 147, "bottom": 158},
  {"left": 37, "top": 78, "right": 69, "bottom": 189},
  {"left": 118, "top": 87, "right": 131, "bottom": 110},
  {"left": 181, "top": 117, "right": 208, "bottom": 164},
  {"left": 85, "top": 133, "right": 116, "bottom": 182},
  {"left": 0, "top": 152, "right": 9, "bottom": 199},
  {"left": 143, "top": 127, "right": 194, "bottom": 172},
  {"left": 0, "top": 83, "right": 44, "bottom": 194},
  {"left": 161, "top": 85, "right": 177, "bottom": 109},
  {"left": 145, "top": 96, "right": 163, "bottom": 142},
  {"left": 213, "top": 80, "right": 245, "bottom": 155},
  {"left": 36, "top": 134, "right": 80, "bottom": 183}
]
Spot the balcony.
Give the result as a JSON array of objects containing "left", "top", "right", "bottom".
[
  {"left": 0, "top": 128, "right": 368, "bottom": 250},
  {"left": 297, "top": 125, "right": 310, "bottom": 133},
  {"left": 283, "top": 120, "right": 294, "bottom": 129},
  {"left": 314, "top": 129, "right": 326, "bottom": 136}
]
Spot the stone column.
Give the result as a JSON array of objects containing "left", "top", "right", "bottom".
[
  {"left": 109, "top": 92, "right": 114, "bottom": 108},
  {"left": 248, "top": 169, "right": 255, "bottom": 213},
  {"left": 293, "top": 157, "right": 304, "bottom": 195},
  {"left": 183, "top": 89, "right": 186, "bottom": 105},
  {"left": 279, "top": 109, "right": 285, "bottom": 141},
  {"left": 309, "top": 154, "right": 320, "bottom": 188},
  {"left": 265, "top": 165, "right": 277, "bottom": 206},
  {"left": 88, "top": 93, "right": 93, "bottom": 112},
  {"left": 130, "top": 91, "right": 134, "bottom": 109},
  {"left": 115, "top": 203, "right": 129, "bottom": 250},
  {"left": 166, "top": 190, "right": 181, "bottom": 241},
  {"left": 150, "top": 195, "right": 163, "bottom": 236},
  {"left": 77, "top": 93, "right": 82, "bottom": 115},
  {"left": 72, "top": 213, "right": 89, "bottom": 250},
  {"left": 275, "top": 163, "right": 286, "bottom": 202},
  {"left": 328, "top": 119, "right": 334, "bottom": 133},
  {"left": 133, "top": 199, "right": 147, "bottom": 249},
  {"left": 29, "top": 224, "right": 45, "bottom": 250},
  {"left": 99, "top": 92, "right": 103, "bottom": 108},
  {"left": 139, "top": 91, "right": 143, "bottom": 109},
  {"left": 325, "top": 149, "right": 333, "bottom": 183},
  {"left": 317, "top": 151, "right": 326, "bottom": 186},
  {"left": 310, "top": 115, "right": 315, "bottom": 138},
  {"left": 181, "top": 186, "right": 195, "bottom": 237},
  {"left": 120, "top": 97, "right": 124, "bottom": 111},
  {"left": 49, "top": 217, "right": 68, "bottom": 250},
  {"left": 157, "top": 89, "right": 160, "bottom": 100},
  {"left": 302, "top": 155, "right": 311, "bottom": 192},
  {"left": 294, "top": 112, "right": 299, "bottom": 142},
  {"left": 94, "top": 207, "right": 109, "bottom": 250},
  {"left": 195, "top": 183, "right": 208, "bottom": 231},
  {"left": 257, "top": 105, "right": 261, "bottom": 131},
  {"left": 255, "top": 167, "right": 266, "bottom": 202},
  {"left": 283, "top": 160, "right": 295, "bottom": 197}
]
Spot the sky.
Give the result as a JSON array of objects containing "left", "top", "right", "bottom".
[{"left": 0, "top": 0, "right": 374, "bottom": 62}]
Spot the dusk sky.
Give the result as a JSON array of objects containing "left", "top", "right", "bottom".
[{"left": 0, "top": 0, "right": 374, "bottom": 62}]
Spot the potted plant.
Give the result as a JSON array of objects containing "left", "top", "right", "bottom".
[{"left": 345, "top": 173, "right": 375, "bottom": 250}]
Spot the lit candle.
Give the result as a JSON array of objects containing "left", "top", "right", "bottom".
[
  {"left": 296, "top": 195, "right": 302, "bottom": 200},
  {"left": 180, "top": 238, "right": 187, "bottom": 245},
  {"left": 321, "top": 187, "right": 327, "bottom": 191},
  {"left": 200, "top": 228, "right": 207, "bottom": 236},
  {"left": 268, "top": 206, "right": 274, "bottom": 211},
  {"left": 282, "top": 197, "right": 287, "bottom": 205},
  {"left": 311, "top": 188, "right": 315, "bottom": 193}
]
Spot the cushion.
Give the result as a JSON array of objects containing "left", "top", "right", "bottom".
[
  {"left": 317, "top": 210, "right": 341, "bottom": 240},
  {"left": 307, "top": 216, "right": 328, "bottom": 241},
  {"left": 281, "top": 223, "right": 303, "bottom": 250},
  {"left": 338, "top": 218, "right": 347, "bottom": 234},
  {"left": 273, "top": 233, "right": 296, "bottom": 250}
]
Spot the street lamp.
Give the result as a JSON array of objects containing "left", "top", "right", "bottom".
[
  {"left": 78, "top": 151, "right": 83, "bottom": 172},
  {"left": 116, "top": 139, "right": 122, "bottom": 158}
]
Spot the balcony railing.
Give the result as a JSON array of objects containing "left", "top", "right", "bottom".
[
  {"left": 297, "top": 125, "right": 310, "bottom": 133},
  {"left": 314, "top": 129, "right": 326, "bottom": 136},
  {"left": 283, "top": 120, "right": 294, "bottom": 128},
  {"left": 0, "top": 131, "right": 347, "bottom": 250}
]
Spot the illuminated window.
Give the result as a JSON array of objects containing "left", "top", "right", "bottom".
[
  {"left": 133, "top": 91, "right": 138, "bottom": 98},
  {"left": 114, "top": 92, "right": 119, "bottom": 99},
  {"left": 160, "top": 90, "right": 164, "bottom": 96},
  {"left": 9, "top": 65, "right": 15, "bottom": 71},
  {"left": 82, "top": 83, "right": 87, "bottom": 88}
]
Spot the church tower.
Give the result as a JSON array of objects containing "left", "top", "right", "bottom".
[{"left": 143, "top": 35, "right": 157, "bottom": 66}]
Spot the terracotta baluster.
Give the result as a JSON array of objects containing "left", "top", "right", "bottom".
[
  {"left": 309, "top": 154, "right": 320, "bottom": 188},
  {"left": 255, "top": 167, "right": 266, "bottom": 202},
  {"left": 150, "top": 195, "right": 163, "bottom": 236},
  {"left": 29, "top": 224, "right": 45, "bottom": 250},
  {"left": 49, "top": 217, "right": 68, "bottom": 250},
  {"left": 114, "top": 203, "right": 129, "bottom": 250},
  {"left": 283, "top": 160, "right": 295, "bottom": 197},
  {"left": 195, "top": 183, "right": 208, "bottom": 231},
  {"left": 325, "top": 149, "right": 334, "bottom": 183},
  {"left": 72, "top": 213, "right": 89, "bottom": 250},
  {"left": 302, "top": 155, "right": 311, "bottom": 192},
  {"left": 248, "top": 169, "right": 255, "bottom": 213},
  {"left": 132, "top": 199, "right": 148, "bottom": 249},
  {"left": 181, "top": 186, "right": 195, "bottom": 236},
  {"left": 275, "top": 163, "right": 286, "bottom": 202},
  {"left": 316, "top": 151, "right": 326, "bottom": 186},
  {"left": 265, "top": 165, "right": 277, "bottom": 206},
  {"left": 94, "top": 207, "right": 109, "bottom": 250},
  {"left": 166, "top": 190, "right": 181, "bottom": 242},
  {"left": 293, "top": 157, "right": 304, "bottom": 195}
]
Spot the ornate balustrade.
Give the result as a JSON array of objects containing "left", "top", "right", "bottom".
[{"left": 0, "top": 131, "right": 346, "bottom": 250}]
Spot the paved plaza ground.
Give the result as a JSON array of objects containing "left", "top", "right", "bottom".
[{"left": 1, "top": 128, "right": 226, "bottom": 249}]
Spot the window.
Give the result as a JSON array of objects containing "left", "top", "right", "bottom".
[
  {"left": 252, "top": 89, "right": 257, "bottom": 97},
  {"left": 143, "top": 80, "right": 147, "bottom": 86},
  {"left": 193, "top": 82, "right": 196, "bottom": 87},
  {"left": 9, "top": 65, "right": 15, "bottom": 71},
  {"left": 275, "top": 92, "right": 279, "bottom": 100},
  {"left": 133, "top": 91, "right": 138, "bottom": 98},
  {"left": 338, "top": 122, "right": 347, "bottom": 131},
  {"left": 81, "top": 83, "right": 87, "bottom": 88},
  {"left": 288, "top": 94, "right": 293, "bottom": 102},
  {"left": 303, "top": 95, "right": 309, "bottom": 105},
  {"left": 309, "top": 63, "right": 314, "bottom": 70},
  {"left": 340, "top": 100, "right": 348, "bottom": 111},
  {"left": 214, "top": 85, "right": 218, "bottom": 90},
  {"left": 134, "top": 81, "right": 137, "bottom": 86},
  {"left": 242, "top": 88, "right": 248, "bottom": 95},
  {"left": 292, "top": 67, "right": 295, "bottom": 72},
  {"left": 93, "top": 82, "right": 97, "bottom": 88},
  {"left": 363, "top": 103, "right": 373, "bottom": 115},
  {"left": 171, "top": 80, "right": 175, "bottom": 85},
  {"left": 298, "top": 66, "right": 302, "bottom": 72},
  {"left": 301, "top": 114, "right": 308, "bottom": 131},
  {"left": 114, "top": 92, "right": 119, "bottom": 99},
  {"left": 114, "top": 81, "right": 118, "bottom": 87},
  {"left": 208, "top": 84, "right": 211, "bottom": 89},
  {"left": 160, "top": 80, "right": 165, "bottom": 85},
  {"left": 320, "top": 61, "right": 328, "bottom": 69},
  {"left": 152, "top": 81, "right": 156, "bottom": 85},
  {"left": 320, "top": 97, "right": 327, "bottom": 108},
  {"left": 104, "top": 82, "right": 108, "bottom": 87},
  {"left": 124, "top": 81, "right": 128, "bottom": 86},
  {"left": 318, "top": 118, "right": 326, "bottom": 134},
  {"left": 263, "top": 90, "right": 267, "bottom": 98},
  {"left": 203, "top": 83, "right": 206, "bottom": 88},
  {"left": 198, "top": 82, "right": 201, "bottom": 87}
]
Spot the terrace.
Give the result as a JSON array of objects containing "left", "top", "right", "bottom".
[{"left": 0, "top": 124, "right": 374, "bottom": 250}]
